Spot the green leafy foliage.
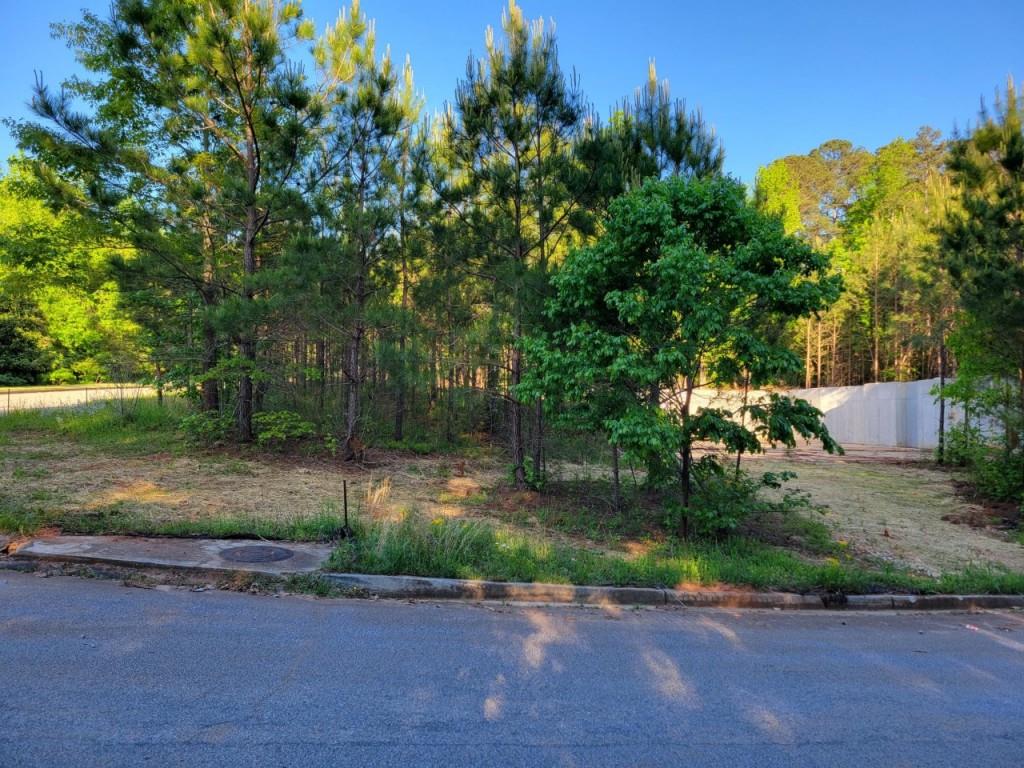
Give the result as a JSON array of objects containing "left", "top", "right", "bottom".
[
  {"left": 0, "top": 316, "right": 49, "bottom": 385},
  {"left": 178, "top": 411, "right": 235, "bottom": 447},
  {"left": 942, "top": 423, "right": 1024, "bottom": 504},
  {"left": 522, "top": 175, "right": 841, "bottom": 532},
  {"left": 252, "top": 410, "right": 316, "bottom": 449},
  {"left": 0, "top": 164, "right": 144, "bottom": 383},
  {"left": 939, "top": 79, "right": 1024, "bottom": 508}
]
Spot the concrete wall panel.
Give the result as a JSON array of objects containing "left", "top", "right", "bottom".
[{"left": 690, "top": 378, "right": 958, "bottom": 449}]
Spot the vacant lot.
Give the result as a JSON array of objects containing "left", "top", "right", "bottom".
[
  {"left": 1, "top": 403, "right": 1022, "bottom": 586},
  {"left": 0, "top": 429, "right": 506, "bottom": 530}
]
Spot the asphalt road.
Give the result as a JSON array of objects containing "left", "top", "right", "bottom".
[{"left": 1, "top": 572, "right": 1022, "bottom": 767}]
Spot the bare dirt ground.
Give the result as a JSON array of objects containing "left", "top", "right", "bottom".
[{"left": 2, "top": 433, "right": 1022, "bottom": 576}]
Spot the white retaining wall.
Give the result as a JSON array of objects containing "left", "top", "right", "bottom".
[{"left": 690, "top": 378, "right": 958, "bottom": 449}]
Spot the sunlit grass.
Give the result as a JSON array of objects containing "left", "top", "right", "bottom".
[
  {"left": 0, "top": 398, "right": 187, "bottom": 455},
  {"left": 328, "top": 510, "right": 1024, "bottom": 595}
]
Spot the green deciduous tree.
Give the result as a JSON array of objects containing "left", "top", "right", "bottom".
[
  {"left": 522, "top": 176, "right": 840, "bottom": 534},
  {"left": 0, "top": 161, "right": 142, "bottom": 383}
]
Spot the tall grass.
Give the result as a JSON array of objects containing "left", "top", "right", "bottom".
[
  {"left": 0, "top": 398, "right": 187, "bottom": 454},
  {"left": 329, "top": 511, "right": 1024, "bottom": 595}
]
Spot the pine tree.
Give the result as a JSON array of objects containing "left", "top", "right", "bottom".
[
  {"left": 310, "top": 8, "right": 423, "bottom": 459},
  {"left": 181, "top": 0, "right": 318, "bottom": 440},
  {"left": 442, "top": 0, "right": 589, "bottom": 487},
  {"left": 12, "top": 1, "right": 229, "bottom": 402},
  {"left": 942, "top": 79, "right": 1024, "bottom": 446}
]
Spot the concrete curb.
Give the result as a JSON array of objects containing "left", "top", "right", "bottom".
[
  {"left": 320, "top": 572, "right": 1024, "bottom": 610},
  {"left": 322, "top": 573, "right": 669, "bottom": 605},
  {"left": 845, "top": 593, "right": 1024, "bottom": 611},
  {"left": 0, "top": 559, "right": 36, "bottom": 572},
  {"left": 6, "top": 535, "right": 1023, "bottom": 611}
]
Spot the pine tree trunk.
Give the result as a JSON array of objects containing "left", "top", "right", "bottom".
[
  {"left": 816, "top": 318, "right": 823, "bottom": 387},
  {"left": 510, "top": 336, "right": 526, "bottom": 488},
  {"left": 804, "top": 317, "right": 813, "bottom": 389},
  {"left": 872, "top": 251, "right": 881, "bottom": 382},
  {"left": 938, "top": 336, "right": 947, "bottom": 464},
  {"left": 531, "top": 399, "right": 543, "bottom": 485},
  {"left": 237, "top": 199, "right": 257, "bottom": 442},
  {"left": 315, "top": 338, "right": 326, "bottom": 412},
  {"left": 394, "top": 333, "right": 406, "bottom": 442},
  {"left": 236, "top": 120, "right": 259, "bottom": 443},
  {"left": 486, "top": 363, "right": 499, "bottom": 436},
  {"left": 611, "top": 442, "right": 622, "bottom": 511},
  {"left": 344, "top": 320, "right": 362, "bottom": 461},
  {"left": 830, "top": 317, "right": 838, "bottom": 387},
  {"left": 445, "top": 313, "right": 455, "bottom": 444},
  {"left": 429, "top": 342, "right": 438, "bottom": 406},
  {"left": 200, "top": 222, "right": 220, "bottom": 413},
  {"left": 200, "top": 313, "right": 219, "bottom": 412},
  {"left": 394, "top": 249, "right": 409, "bottom": 442}
]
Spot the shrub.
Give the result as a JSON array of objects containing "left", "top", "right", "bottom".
[
  {"left": 662, "top": 461, "right": 803, "bottom": 537},
  {"left": 943, "top": 422, "right": 1024, "bottom": 505},
  {"left": 179, "top": 410, "right": 234, "bottom": 446},
  {"left": 252, "top": 410, "right": 315, "bottom": 450}
]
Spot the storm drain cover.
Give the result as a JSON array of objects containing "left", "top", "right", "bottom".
[{"left": 220, "top": 545, "right": 295, "bottom": 564}]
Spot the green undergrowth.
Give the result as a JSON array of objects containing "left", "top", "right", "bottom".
[
  {"left": 328, "top": 511, "right": 1024, "bottom": 596},
  {"left": 0, "top": 398, "right": 186, "bottom": 455}
]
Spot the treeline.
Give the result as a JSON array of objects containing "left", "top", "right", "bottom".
[
  {"left": 755, "top": 131, "right": 955, "bottom": 388},
  {"left": 0, "top": 164, "right": 140, "bottom": 384},
  {"left": 7, "top": 0, "right": 725, "bottom": 476}
]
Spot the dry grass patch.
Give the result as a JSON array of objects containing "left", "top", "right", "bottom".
[{"left": 745, "top": 447, "right": 1024, "bottom": 576}]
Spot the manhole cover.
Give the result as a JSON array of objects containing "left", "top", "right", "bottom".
[{"left": 220, "top": 545, "right": 295, "bottom": 563}]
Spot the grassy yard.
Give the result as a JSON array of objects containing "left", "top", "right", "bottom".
[{"left": 2, "top": 399, "right": 1022, "bottom": 595}]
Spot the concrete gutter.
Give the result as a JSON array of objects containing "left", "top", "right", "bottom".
[
  {"left": 320, "top": 572, "right": 1024, "bottom": 611},
  {"left": 6, "top": 535, "right": 1023, "bottom": 610},
  {"left": 323, "top": 573, "right": 670, "bottom": 605}
]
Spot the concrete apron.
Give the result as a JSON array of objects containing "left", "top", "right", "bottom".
[
  {"left": 11, "top": 535, "right": 333, "bottom": 577},
  {"left": 8, "top": 535, "right": 1024, "bottom": 610}
]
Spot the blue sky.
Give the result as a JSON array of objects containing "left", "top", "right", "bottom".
[{"left": 2, "top": 0, "right": 1022, "bottom": 184}]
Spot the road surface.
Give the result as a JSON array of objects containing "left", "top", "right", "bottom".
[
  {"left": 1, "top": 385, "right": 154, "bottom": 413},
  {"left": 1, "top": 572, "right": 1022, "bottom": 767}
]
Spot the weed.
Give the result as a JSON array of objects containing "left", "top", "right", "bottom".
[
  {"left": 284, "top": 573, "right": 343, "bottom": 597},
  {"left": 12, "top": 466, "right": 49, "bottom": 480},
  {"left": 327, "top": 509, "right": 1024, "bottom": 595}
]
